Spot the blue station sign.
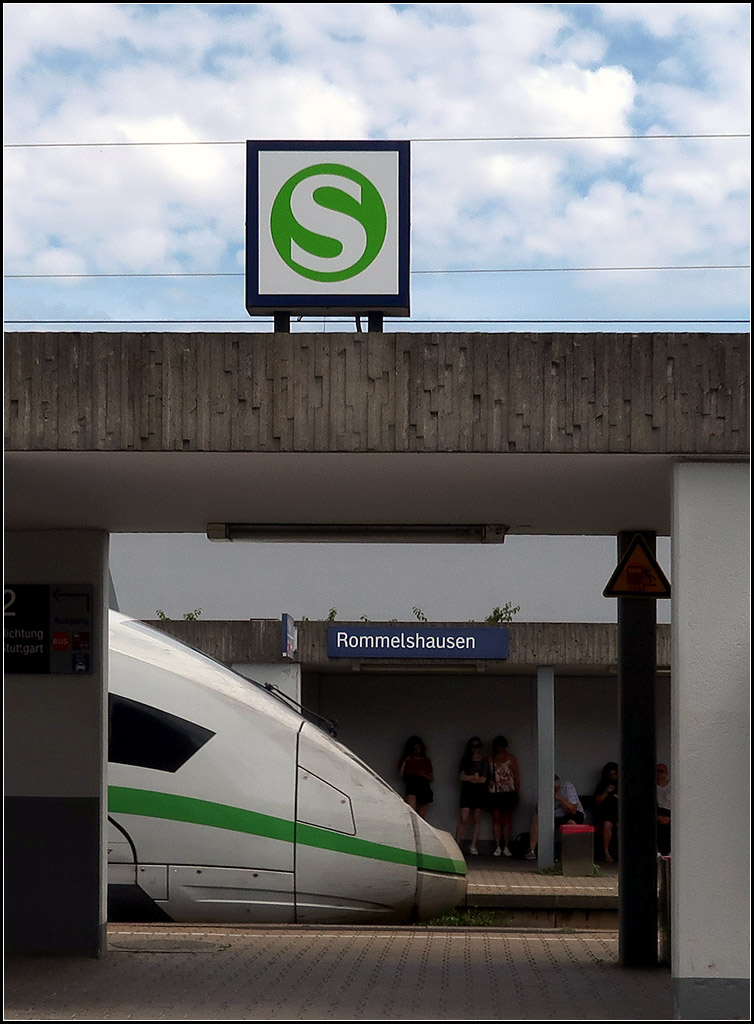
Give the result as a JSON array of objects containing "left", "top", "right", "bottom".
[{"left": 327, "top": 624, "right": 509, "bottom": 660}]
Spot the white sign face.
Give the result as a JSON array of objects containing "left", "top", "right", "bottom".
[{"left": 246, "top": 141, "right": 410, "bottom": 315}]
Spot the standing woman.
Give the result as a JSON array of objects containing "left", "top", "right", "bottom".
[
  {"left": 455, "top": 737, "right": 489, "bottom": 855},
  {"left": 397, "top": 736, "right": 434, "bottom": 819},
  {"left": 594, "top": 761, "right": 619, "bottom": 862},
  {"left": 656, "top": 762, "right": 671, "bottom": 856},
  {"left": 487, "top": 734, "right": 520, "bottom": 857}
]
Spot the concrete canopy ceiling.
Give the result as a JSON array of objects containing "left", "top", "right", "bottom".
[{"left": 6, "top": 451, "right": 676, "bottom": 536}]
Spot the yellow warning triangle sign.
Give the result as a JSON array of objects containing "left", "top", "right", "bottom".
[{"left": 603, "top": 534, "right": 671, "bottom": 598}]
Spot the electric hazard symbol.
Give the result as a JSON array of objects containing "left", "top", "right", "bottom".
[{"left": 603, "top": 534, "right": 671, "bottom": 598}]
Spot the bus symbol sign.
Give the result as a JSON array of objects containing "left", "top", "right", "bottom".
[{"left": 52, "top": 632, "right": 70, "bottom": 651}]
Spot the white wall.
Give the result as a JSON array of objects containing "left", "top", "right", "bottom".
[
  {"left": 306, "top": 671, "right": 670, "bottom": 841},
  {"left": 672, "top": 462, "right": 750, "bottom": 1017}
]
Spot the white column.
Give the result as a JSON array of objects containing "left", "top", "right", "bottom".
[
  {"left": 537, "top": 666, "right": 555, "bottom": 867},
  {"left": 672, "top": 463, "right": 749, "bottom": 1019}
]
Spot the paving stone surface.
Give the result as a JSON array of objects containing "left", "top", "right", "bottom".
[
  {"left": 465, "top": 859, "right": 620, "bottom": 900},
  {"left": 5, "top": 925, "right": 675, "bottom": 1021}
]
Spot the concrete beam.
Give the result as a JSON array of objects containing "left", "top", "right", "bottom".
[
  {"left": 146, "top": 619, "right": 671, "bottom": 673},
  {"left": 5, "top": 332, "right": 748, "bottom": 456}
]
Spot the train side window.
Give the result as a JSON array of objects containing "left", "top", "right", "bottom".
[{"left": 109, "top": 693, "right": 215, "bottom": 772}]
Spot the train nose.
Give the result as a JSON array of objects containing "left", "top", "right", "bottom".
[{"left": 413, "top": 816, "right": 467, "bottom": 920}]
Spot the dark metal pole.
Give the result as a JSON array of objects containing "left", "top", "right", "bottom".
[
  {"left": 367, "top": 312, "right": 384, "bottom": 332},
  {"left": 274, "top": 312, "right": 291, "bottom": 332},
  {"left": 617, "top": 530, "right": 659, "bottom": 967}
]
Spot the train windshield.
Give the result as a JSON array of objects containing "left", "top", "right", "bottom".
[{"left": 109, "top": 692, "right": 215, "bottom": 772}]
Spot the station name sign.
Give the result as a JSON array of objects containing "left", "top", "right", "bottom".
[
  {"left": 327, "top": 625, "right": 509, "bottom": 660},
  {"left": 246, "top": 140, "right": 410, "bottom": 316}
]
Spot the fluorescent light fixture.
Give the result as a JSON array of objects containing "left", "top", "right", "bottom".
[{"left": 207, "top": 523, "right": 509, "bottom": 543}]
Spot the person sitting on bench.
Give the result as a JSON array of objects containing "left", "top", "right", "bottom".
[{"left": 526, "top": 776, "right": 585, "bottom": 860}]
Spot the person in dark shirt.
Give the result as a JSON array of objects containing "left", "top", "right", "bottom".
[
  {"left": 455, "top": 736, "right": 490, "bottom": 855},
  {"left": 594, "top": 762, "right": 619, "bottom": 862},
  {"left": 397, "top": 735, "right": 434, "bottom": 819}
]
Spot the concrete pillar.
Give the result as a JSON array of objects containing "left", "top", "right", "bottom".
[
  {"left": 537, "top": 666, "right": 555, "bottom": 868},
  {"left": 672, "top": 463, "right": 749, "bottom": 1018},
  {"left": 5, "top": 531, "right": 109, "bottom": 956}
]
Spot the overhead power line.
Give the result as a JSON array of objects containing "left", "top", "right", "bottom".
[
  {"left": 3, "top": 132, "right": 749, "bottom": 149},
  {"left": 5, "top": 318, "right": 748, "bottom": 326},
  {"left": 416, "top": 265, "right": 749, "bottom": 274},
  {"left": 5, "top": 265, "right": 748, "bottom": 280}
]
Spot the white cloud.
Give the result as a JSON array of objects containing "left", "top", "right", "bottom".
[
  {"left": 597, "top": 3, "right": 748, "bottom": 36},
  {"left": 30, "top": 246, "right": 88, "bottom": 277},
  {"left": 3, "top": 2, "right": 748, "bottom": 326}
]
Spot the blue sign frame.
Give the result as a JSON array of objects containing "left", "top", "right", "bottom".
[
  {"left": 327, "top": 625, "right": 509, "bottom": 660},
  {"left": 281, "top": 612, "right": 297, "bottom": 659},
  {"left": 246, "top": 140, "right": 410, "bottom": 316}
]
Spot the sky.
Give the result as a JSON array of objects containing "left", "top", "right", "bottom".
[
  {"left": 3, "top": 3, "right": 746, "bottom": 623},
  {"left": 108, "top": 533, "right": 673, "bottom": 623},
  {"left": 4, "top": 2, "right": 750, "bottom": 332}
]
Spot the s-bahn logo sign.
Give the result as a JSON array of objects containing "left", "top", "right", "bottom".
[{"left": 246, "top": 141, "right": 410, "bottom": 315}]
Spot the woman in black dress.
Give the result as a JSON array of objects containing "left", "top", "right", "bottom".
[
  {"left": 454, "top": 737, "right": 489, "bottom": 855},
  {"left": 594, "top": 761, "right": 619, "bottom": 862}
]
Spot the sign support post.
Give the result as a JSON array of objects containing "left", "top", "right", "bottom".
[{"left": 610, "top": 530, "right": 665, "bottom": 967}]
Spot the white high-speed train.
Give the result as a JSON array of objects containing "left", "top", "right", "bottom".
[{"left": 107, "top": 612, "right": 467, "bottom": 923}]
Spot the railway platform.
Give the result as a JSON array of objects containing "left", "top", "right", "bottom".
[
  {"left": 6, "top": 924, "right": 675, "bottom": 1021},
  {"left": 463, "top": 855, "right": 619, "bottom": 928},
  {"left": 6, "top": 862, "right": 695, "bottom": 1021},
  {"left": 3, "top": 865, "right": 686, "bottom": 1022}
]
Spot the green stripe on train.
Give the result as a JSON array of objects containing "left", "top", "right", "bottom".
[
  {"left": 108, "top": 786, "right": 466, "bottom": 876},
  {"left": 109, "top": 786, "right": 294, "bottom": 843}
]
